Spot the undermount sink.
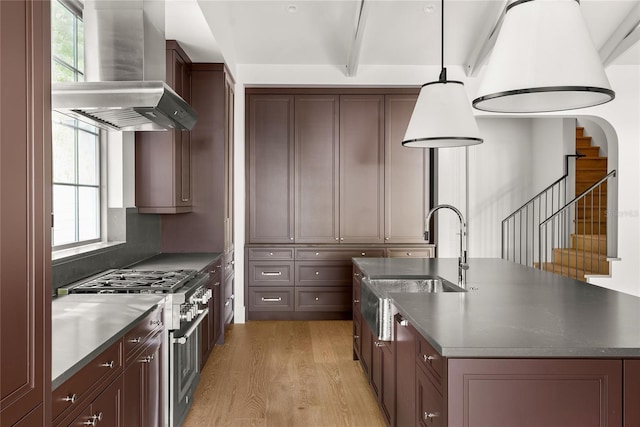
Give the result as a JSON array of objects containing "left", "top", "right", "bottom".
[{"left": 361, "top": 276, "right": 466, "bottom": 341}]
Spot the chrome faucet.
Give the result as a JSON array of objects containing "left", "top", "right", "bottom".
[{"left": 424, "top": 204, "right": 469, "bottom": 288}]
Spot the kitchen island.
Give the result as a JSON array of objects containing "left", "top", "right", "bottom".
[{"left": 352, "top": 257, "right": 640, "bottom": 427}]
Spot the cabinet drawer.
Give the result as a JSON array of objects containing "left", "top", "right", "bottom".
[
  {"left": 387, "top": 247, "right": 435, "bottom": 258},
  {"left": 416, "top": 363, "right": 444, "bottom": 427},
  {"left": 224, "top": 251, "right": 235, "bottom": 278},
  {"left": 124, "top": 305, "right": 164, "bottom": 360},
  {"left": 52, "top": 339, "right": 123, "bottom": 422},
  {"left": 296, "top": 248, "right": 385, "bottom": 261},
  {"left": 248, "top": 261, "right": 294, "bottom": 286},
  {"left": 353, "top": 282, "right": 361, "bottom": 323},
  {"left": 295, "top": 287, "right": 351, "bottom": 312},
  {"left": 353, "top": 319, "right": 362, "bottom": 358},
  {"left": 416, "top": 334, "right": 443, "bottom": 390},
  {"left": 296, "top": 262, "right": 352, "bottom": 286},
  {"left": 249, "top": 287, "right": 294, "bottom": 311},
  {"left": 248, "top": 248, "right": 294, "bottom": 260}
]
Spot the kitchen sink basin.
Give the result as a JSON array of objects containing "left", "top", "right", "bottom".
[{"left": 361, "top": 276, "right": 466, "bottom": 341}]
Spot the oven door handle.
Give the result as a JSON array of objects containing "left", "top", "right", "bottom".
[{"left": 172, "top": 308, "right": 209, "bottom": 345}]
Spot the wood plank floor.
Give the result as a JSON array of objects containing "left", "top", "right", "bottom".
[{"left": 182, "top": 320, "right": 386, "bottom": 427}]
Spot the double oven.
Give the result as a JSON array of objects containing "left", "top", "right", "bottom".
[{"left": 60, "top": 268, "right": 212, "bottom": 427}]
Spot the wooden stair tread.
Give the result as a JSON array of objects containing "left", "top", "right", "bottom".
[
  {"left": 537, "top": 262, "right": 590, "bottom": 280},
  {"left": 553, "top": 248, "right": 608, "bottom": 260}
]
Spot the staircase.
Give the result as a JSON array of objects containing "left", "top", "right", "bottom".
[{"left": 537, "top": 127, "right": 610, "bottom": 280}]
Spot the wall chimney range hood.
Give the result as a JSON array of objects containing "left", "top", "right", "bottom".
[{"left": 52, "top": 0, "right": 197, "bottom": 131}]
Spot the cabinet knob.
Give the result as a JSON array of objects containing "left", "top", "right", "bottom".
[
  {"left": 374, "top": 341, "right": 384, "bottom": 348},
  {"left": 290, "top": 237, "right": 294, "bottom": 241},
  {"left": 150, "top": 319, "right": 162, "bottom": 326},
  {"left": 361, "top": 252, "right": 366, "bottom": 256},
  {"left": 335, "top": 237, "right": 339, "bottom": 241},
  {"left": 63, "top": 393, "right": 77, "bottom": 403},
  {"left": 353, "top": 299, "right": 360, "bottom": 303},
  {"left": 354, "top": 272, "right": 361, "bottom": 278},
  {"left": 315, "top": 252, "right": 319, "bottom": 256},
  {"left": 423, "top": 354, "right": 436, "bottom": 363},
  {"left": 407, "top": 252, "right": 412, "bottom": 256},
  {"left": 269, "top": 252, "right": 273, "bottom": 256},
  {"left": 424, "top": 411, "right": 439, "bottom": 421},
  {"left": 314, "top": 297, "right": 319, "bottom": 301},
  {"left": 315, "top": 271, "right": 319, "bottom": 275},
  {"left": 384, "top": 237, "right": 389, "bottom": 241},
  {"left": 99, "top": 361, "right": 114, "bottom": 368},
  {"left": 340, "top": 237, "right": 344, "bottom": 241},
  {"left": 354, "top": 335, "right": 360, "bottom": 339},
  {"left": 400, "top": 320, "right": 409, "bottom": 327}
]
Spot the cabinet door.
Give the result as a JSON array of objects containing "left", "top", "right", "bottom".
[
  {"left": 360, "top": 319, "right": 373, "bottom": 378},
  {"left": 123, "top": 333, "right": 163, "bottom": 427},
  {"left": 0, "top": 1, "right": 50, "bottom": 425},
  {"left": 247, "top": 95, "right": 295, "bottom": 243},
  {"left": 123, "top": 355, "right": 143, "bottom": 426},
  {"left": 394, "top": 314, "right": 416, "bottom": 427},
  {"left": 340, "top": 95, "right": 385, "bottom": 243},
  {"left": 624, "top": 360, "right": 640, "bottom": 427},
  {"left": 178, "top": 130, "right": 191, "bottom": 206},
  {"left": 385, "top": 95, "right": 430, "bottom": 243},
  {"left": 224, "top": 71, "right": 235, "bottom": 252},
  {"left": 295, "top": 95, "right": 340, "bottom": 243},
  {"left": 379, "top": 340, "right": 395, "bottom": 426},
  {"left": 416, "top": 365, "right": 444, "bottom": 427},
  {"left": 87, "top": 377, "right": 123, "bottom": 427},
  {"left": 448, "top": 359, "right": 622, "bottom": 427},
  {"left": 145, "top": 335, "right": 163, "bottom": 427}
]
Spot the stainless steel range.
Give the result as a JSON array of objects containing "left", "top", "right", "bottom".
[{"left": 60, "top": 268, "right": 212, "bottom": 427}]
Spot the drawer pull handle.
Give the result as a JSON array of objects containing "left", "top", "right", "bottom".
[
  {"left": 424, "top": 411, "right": 439, "bottom": 421},
  {"left": 374, "top": 341, "right": 384, "bottom": 348},
  {"left": 261, "top": 271, "right": 282, "bottom": 276},
  {"left": 230, "top": 294, "right": 235, "bottom": 300},
  {"left": 261, "top": 297, "right": 282, "bottom": 302},
  {"left": 140, "top": 355, "right": 154, "bottom": 363},
  {"left": 353, "top": 299, "right": 360, "bottom": 303},
  {"left": 400, "top": 320, "right": 409, "bottom": 327},
  {"left": 354, "top": 273, "right": 361, "bottom": 278},
  {"left": 129, "top": 337, "right": 142, "bottom": 344},
  {"left": 150, "top": 319, "right": 162, "bottom": 326},
  {"left": 354, "top": 335, "right": 360, "bottom": 339},
  {"left": 83, "top": 412, "right": 103, "bottom": 426},
  {"left": 99, "top": 361, "right": 115, "bottom": 368},
  {"left": 423, "top": 354, "right": 436, "bottom": 363},
  {"left": 361, "top": 252, "right": 366, "bottom": 256},
  {"left": 63, "top": 393, "right": 77, "bottom": 403},
  {"left": 225, "top": 301, "right": 231, "bottom": 306}
]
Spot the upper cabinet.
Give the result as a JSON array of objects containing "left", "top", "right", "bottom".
[
  {"left": 246, "top": 89, "right": 430, "bottom": 245},
  {"left": 135, "top": 41, "right": 192, "bottom": 214},
  {"left": 0, "top": 1, "right": 51, "bottom": 425},
  {"left": 247, "top": 95, "right": 295, "bottom": 243},
  {"left": 384, "top": 95, "right": 431, "bottom": 243}
]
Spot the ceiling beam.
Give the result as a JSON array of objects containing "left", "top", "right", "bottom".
[
  {"left": 465, "top": 1, "right": 508, "bottom": 77},
  {"left": 599, "top": 2, "right": 640, "bottom": 67},
  {"left": 346, "top": 0, "right": 369, "bottom": 77}
]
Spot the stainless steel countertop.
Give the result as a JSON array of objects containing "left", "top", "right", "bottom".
[
  {"left": 353, "top": 257, "right": 640, "bottom": 358},
  {"left": 52, "top": 294, "right": 166, "bottom": 389},
  {"left": 128, "top": 252, "right": 222, "bottom": 272}
]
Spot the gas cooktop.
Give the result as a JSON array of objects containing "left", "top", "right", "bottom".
[{"left": 67, "top": 269, "right": 197, "bottom": 294}]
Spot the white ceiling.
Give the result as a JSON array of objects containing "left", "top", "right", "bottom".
[{"left": 165, "top": 0, "right": 640, "bottom": 74}]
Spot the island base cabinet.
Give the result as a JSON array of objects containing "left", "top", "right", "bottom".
[
  {"left": 448, "top": 359, "right": 622, "bottom": 427},
  {"left": 417, "top": 366, "right": 444, "bottom": 427}
]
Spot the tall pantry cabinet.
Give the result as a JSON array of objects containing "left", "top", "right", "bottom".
[
  {"left": 0, "top": 1, "right": 52, "bottom": 426},
  {"left": 245, "top": 89, "right": 433, "bottom": 320}
]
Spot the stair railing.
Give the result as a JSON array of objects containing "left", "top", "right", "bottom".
[
  {"left": 538, "top": 170, "right": 616, "bottom": 279},
  {"left": 501, "top": 154, "right": 582, "bottom": 267}
]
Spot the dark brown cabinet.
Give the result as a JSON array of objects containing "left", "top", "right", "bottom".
[
  {"left": 295, "top": 95, "right": 340, "bottom": 243},
  {"left": 247, "top": 95, "right": 295, "bottom": 243},
  {"left": 394, "top": 313, "right": 417, "bottom": 427},
  {"left": 0, "top": 1, "right": 51, "bottom": 425},
  {"left": 340, "top": 95, "right": 385, "bottom": 243},
  {"left": 136, "top": 40, "right": 193, "bottom": 214},
  {"left": 223, "top": 251, "right": 235, "bottom": 327},
  {"left": 624, "top": 360, "right": 640, "bottom": 426},
  {"left": 123, "top": 330, "right": 163, "bottom": 427},
  {"left": 384, "top": 95, "right": 431, "bottom": 243},
  {"left": 416, "top": 364, "right": 444, "bottom": 427},
  {"left": 201, "top": 257, "right": 224, "bottom": 368},
  {"left": 69, "top": 377, "right": 123, "bottom": 427}
]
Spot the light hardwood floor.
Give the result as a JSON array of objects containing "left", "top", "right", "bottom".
[{"left": 182, "top": 321, "right": 386, "bottom": 427}]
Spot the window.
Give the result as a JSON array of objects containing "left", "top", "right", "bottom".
[{"left": 52, "top": 0, "right": 102, "bottom": 249}]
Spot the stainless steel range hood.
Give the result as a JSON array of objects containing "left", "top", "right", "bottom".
[{"left": 52, "top": 0, "right": 197, "bottom": 131}]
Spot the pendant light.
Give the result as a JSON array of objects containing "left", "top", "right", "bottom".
[
  {"left": 402, "top": 0, "right": 483, "bottom": 148},
  {"left": 473, "top": 0, "right": 615, "bottom": 113}
]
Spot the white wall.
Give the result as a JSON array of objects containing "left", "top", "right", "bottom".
[{"left": 230, "top": 63, "right": 640, "bottom": 323}]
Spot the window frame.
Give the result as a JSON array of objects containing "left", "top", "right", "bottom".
[{"left": 51, "top": 0, "right": 104, "bottom": 251}]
